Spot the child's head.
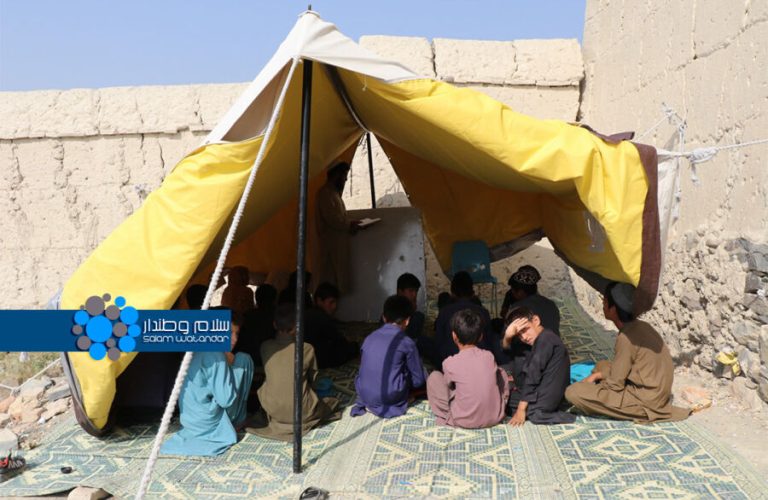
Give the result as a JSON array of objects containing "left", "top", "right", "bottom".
[
  {"left": 396, "top": 273, "right": 421, "bottom": 307},
  {"left": 450, "top": 271, "right": 474, "bottom": 299},
  {"left": 228, "top": 266, "right": 250, "bottom": 287},
  {"left": 255, "top": 284, "right": 278, "bottom": 309},
  {"left": 437, "top": 292, "right": 452, "bottom": 310},
  {"left": 314, "top": 282, "right": 340, "bottom": 316},
  {"left": 274, "top": 303, "right": 297, "bottom": 334},
  {"left": 382, "top": 295, "right": 413, "bottom": 327},
  {"left": 186, "top": 284, "right": 207, "bottom": 310},
  {"left": 450, "top": 308, "right": 484, "bottom": 346}
]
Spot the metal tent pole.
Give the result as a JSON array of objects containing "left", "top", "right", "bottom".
[
  {"left": 366, "top": 132, "right": 376, "bottom": 208},
  {"left": 293, "top": 58, "right": 313, "bottom": 474}
]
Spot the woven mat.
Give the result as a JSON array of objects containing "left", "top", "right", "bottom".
[{"left": 2, "top": 298, "right": 766, "bottom": 499}]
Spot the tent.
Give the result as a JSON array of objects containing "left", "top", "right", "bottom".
[{"left": 58, "top": 10, "right": 665, "bottom": 473}]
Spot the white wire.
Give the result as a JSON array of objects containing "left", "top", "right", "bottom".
[
  {"left": 0, "top": 358, "right": 61, "bottom": 394},
  {"left": 134, "top": 56, "right": 301, "bottom": 500}
]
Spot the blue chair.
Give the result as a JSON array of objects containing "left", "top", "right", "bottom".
[{"left": 450, "top": 240, "right": 498, "bottom": 316}]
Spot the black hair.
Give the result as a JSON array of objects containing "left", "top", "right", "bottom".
[
  {"left": 287, "top": 270, "right": 312, "bottom": 290},
  {"left": 506, "top": 306, "right": 535, "bottom": 325},
  {"left": 450, "top": 308, "right": 484, "bottom": 345},
  {"left": 509, "top": 281, "right": 537, "bottom": 296},
  {"left": 277, "top": 288, "right": 313, "bottom": 307},
  {"left": 327, "top": 162, "right": 350, "bottom": 180},
  {"left": 450, "top": 271, "right": 474, "bottom": 298},
  {"left": 274, "top": 303, "right": 296, "bottom": 332},
  {"left": 437, "top": 292, "right": 452, "bottom": 310},
  {"left": 254, "top": 284, "right": 277, "bottom": 308},
  {"left": 605, "top": 282, "right": 635, "bottom": 323},
  {"left": 210, "top": 306, "right": 243, "bottom": 327},
  {"left": 382, "top": 295, "right": 414, "bottom": 324},
  {"left": 185, "top": 284, "right": 207, "bottom": 310},
  {"left": 396, "top": 272, "right": 421, "bottom": 291},
  {"left": 314, "top": 282, "right": 340, "bottom": 301}
]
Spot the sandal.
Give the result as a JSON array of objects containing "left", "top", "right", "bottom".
[{"left": 0, "top": 452, "right": 27, "bottom": 481}]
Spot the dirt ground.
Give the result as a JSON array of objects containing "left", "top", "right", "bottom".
[{"left": 673, "top": 367, "right": 768, "bottom": 477}]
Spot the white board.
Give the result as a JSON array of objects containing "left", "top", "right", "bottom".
[{"left": 335, "top": 207, "right": 426, "bottom": 322}]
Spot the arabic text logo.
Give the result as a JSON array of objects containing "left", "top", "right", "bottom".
[{"left": 71, "top": 294, "right": 141, "bottom": 361}]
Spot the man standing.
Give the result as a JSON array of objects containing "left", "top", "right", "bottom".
[
  {"left": 313, "top": 162, "right": 359, "bottom": 294},
  {"left": 565, "top": 282, "right": 691, "bottom": 423}
]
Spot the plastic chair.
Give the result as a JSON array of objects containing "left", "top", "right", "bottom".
[{"left": 450, "top": 240, "right": 498, "bottom": 316}]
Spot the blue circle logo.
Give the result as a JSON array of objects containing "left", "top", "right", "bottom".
[{"left": 71, "top": 294, "right": 141, "bottom": 361}]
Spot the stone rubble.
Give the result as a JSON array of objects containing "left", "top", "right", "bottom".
[{"left": 573, "top": 232, "right": 768, "bottom": 409}]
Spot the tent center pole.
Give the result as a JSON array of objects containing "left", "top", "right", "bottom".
[
  {"left": 294, "top": 57, "right": 313, "bottom": 474},
  {"left": 366, "top": 132, "right": 376, "bottom": 208}
]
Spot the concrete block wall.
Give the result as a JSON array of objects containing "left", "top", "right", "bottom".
[
  {"left": 578, "top": 0, "right": 768, "bottom": 403},
  {"left": 0, "top": 36, "right": 583, "bottom": 310}
]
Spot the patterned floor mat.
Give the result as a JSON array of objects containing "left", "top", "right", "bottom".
[{"left": 1, "top": 298, "right": 766, "bottom": 499}]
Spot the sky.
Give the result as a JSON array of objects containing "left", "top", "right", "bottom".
[{"left": 0, "top": 0, "right": 586, "bottom": 91}]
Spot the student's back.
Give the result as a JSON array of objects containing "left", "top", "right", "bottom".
[
  {"left": 259, "top": 333, "right": 319, "bottom": 426},
  {"left": 353, "top": 323, "right": 425, "bottom": 418},
  {"left": 442, "top": 347, "right": 507, "bottom": 428}
]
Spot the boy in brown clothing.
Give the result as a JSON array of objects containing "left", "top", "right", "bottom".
[
  {"left": 565, "top": 282, "right": 690, "bottom": 423},
  {"left": 248, "top": 304, "right": 339, "bottom": 440}
]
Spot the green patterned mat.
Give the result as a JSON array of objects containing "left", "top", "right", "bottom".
[{"left": 2, "top": 298, "right": 766, "bottom": 499}]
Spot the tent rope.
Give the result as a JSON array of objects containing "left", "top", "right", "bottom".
[
  {"left": 0, "top": 358, "right": 61, "bottom": 394},
  {"left": 636, "top": 103, "right": 680, "bottom": 141},
  {"left": 661, "top": 137, "right": 768, "bottom": 165},
  {"left": 134, "top": 55, "right": 302, "bottom": 500}
]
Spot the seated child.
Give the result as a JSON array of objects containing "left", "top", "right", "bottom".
[
  {"left": 248, "top": 304, "right": 340, "bottom": 441},
  {"left": 236, "top": 284, "right": 278, "bottom": 366},
  {"left": 185, "top": 284, "right": 207, "bottom": 310},
  {"left": 396, "top": 273, "right": 425, "bottom": 338},
  {"left": 427, "top": 308, "right": 509, "bottom": 428},
  {"left": 161, "top": 312, "right": 254, "bottom": 456},
  {"left": 304, "top": 282, "right": 358, "bottom": 369},
  {"left": 503, "top": 307, "right": 575, "bottom": 425},
  {"left": 351, "top": 295, "right": 426, "bottom": 418},
  {"left": 222, "top": 266, "right": 254, "bottom": 314}
]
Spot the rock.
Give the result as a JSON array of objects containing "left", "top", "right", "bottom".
[
  {"left": 730, "top": 377, "right": 764, "bottom": 411},
  {"left": 705, "top": 237, "right": 720, "bottom": 249},
  {"left": 0, "top": 412, "right": 10, "bottom": 427},
  {"left": 738, "top": 348, "right": 761, "bottom": 381},
  {"left": 67, "top": 486, "right": 110, "bottom": 500},
  {"left": 759, "top": 378, "right": 768, "bottom": 403},
  {"left": 8, "top": 396, "right": 25, "bottom": 419},
  {"left": 745, "top": 272, "right": 763, "bottom": 293},
  {"left": 759, "top": 326, "right": 768, "bottom": 366},
  {"left": 742, "top": 294, "right": 768, "bottom": 323},
  {"left": 46, "top": 385, "right": 71, "bottom": 402},
  {"left": 732, "top": 321, "right": 761, "bottom": 351},
  {"left": 680, "top": 386, "right": 711, "bottom": 405},
  {"left": 681, "top": 291, "right": 704, "bottom": 311},
  {"left": 20, "top": 385, "right": 45, "bottom": 404},
  {"left": 747, "top": 252, "right": 768, "bottom": 274},
  {"left": 20, "top": 407, "right": 43, "bottom": 424},
  {"left": 41, "top": 398, "right": 69, "bottom": 420},
  {"left": 0, "top": 428, "right": 18, "bottom": 451},
  {"left": 19, "top": 377, "right": 53, "bottom": 399},
  {"left": 0, "top": 395, "right": 15, "bottom": 413}
]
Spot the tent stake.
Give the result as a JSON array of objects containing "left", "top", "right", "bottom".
[
  {"left": 294, "top": 58, "right": 313, "bottom": 474},
  {"left": 366, "top": 132, "right": 376, "bottom": 208}
]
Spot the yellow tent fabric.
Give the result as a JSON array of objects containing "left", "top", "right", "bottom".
[{"left": 60, "top": 19, "right": 660, "bottom": 431}]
